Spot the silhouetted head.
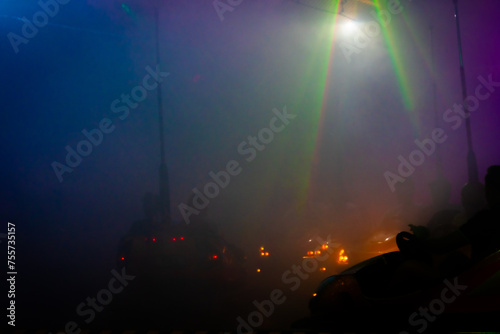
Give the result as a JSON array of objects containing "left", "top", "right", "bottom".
[
  {"left": 485, "top": 165, "right": 500, "bottom": 209},
  {"left": 429, "top": 177, "right": 452, "bottom": 207},
  {"left": 460, "top": 182, "right": 486, "bottom": 217}
]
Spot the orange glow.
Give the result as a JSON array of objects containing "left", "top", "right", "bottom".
[
  {"left": 321, "top": 244, "right": 329, "bottom": 250},
  {"left": 315, "top": 250, "right": 321, "bottom": 255},
  {"left": 265, "top": 252, "right": 269, "bottom": 256},
  {"left": 313, "top": 293, "right": 317, "bottom": 297},
  {"left": 307, "top": 251, "right": 314, "bottom": 256},
  {"left": 260, "top": 246, "right": 264, "bottom": 251},
  {"left": 337, "top": 249, "right": 349, "bottom": 264},
  {"left": 261, "top": 252, "right": 265, "bottom": 256},
  {"left": 320, "top": 267, "right": 326, "bottom": 271},
  {"left": 257, "top": 268, "right": 261, "bottom": 272}
]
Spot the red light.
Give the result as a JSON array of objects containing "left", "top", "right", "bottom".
[
  {"left": 121, "top": 257, "right": 125, "bottom": 261},
  {"left": 152, "top": 237, "right": 156, "bottom": 242},
  {"left": 172, "top": 237, "right": 176, "bottom": 241},
  {"left": 180, "top": 236, "right": 184, "bottom": 240},
  {"left": 144, "top": 237, "right": 147, "bottom": 241},
  {"left": 212, "top": 255, "right": 218, "bottom": 259}
]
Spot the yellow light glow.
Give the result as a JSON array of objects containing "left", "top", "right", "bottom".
[
  {"left": 307, "top": 251, "right": 314, "bottom": 256},
  {"left": 257, "top": 268, "right": 261, "bottom": 272},
  {"left": 313, "top": 293, "right": 317, "bottom": 297},
  {"left": 321, "top": 244, "right": 329, "bottom": 250},
  {"left": 265, "top": 252, "right": 269, "bottom": 256},
  {"left": 320, "top": 267, "right": 326, "bottom": 271},
  {"left": 338, "top": 249, "right": 349, "bottom": 264},
  {"left": 260, "top": 247, "right": 264, "bottom": 251},
  {"left": 315, "top": 250, "right": 321, "bottom": 255}
]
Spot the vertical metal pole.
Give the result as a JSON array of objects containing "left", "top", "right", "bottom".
[
  {"left": 430, "top": 25, "right": 443, "bottom": 178},
  {"left": 453, "top": 0, "right": 479, "bottom": 184},
  {"left": 156, "top": 7, "right": 171, "bottom": 224}
]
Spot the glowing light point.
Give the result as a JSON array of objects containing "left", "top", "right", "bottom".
[
  {"left": 342, "top": 20, "right": 358, "bottom": 36},
  {"left": 338, "top": 249, "right": 349, "bottom": 264}
]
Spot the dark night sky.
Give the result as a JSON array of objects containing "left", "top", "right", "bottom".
[{"left": 1, "top": 0, "right": 499, "bottom": 328}]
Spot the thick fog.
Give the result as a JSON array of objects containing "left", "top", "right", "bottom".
[{"left": 1, "top": 0, "right": 500, "bottom": 330}]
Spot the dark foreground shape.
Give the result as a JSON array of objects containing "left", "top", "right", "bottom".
[{"left": 303, "top": 249, "right": 500, "bottom": 333}]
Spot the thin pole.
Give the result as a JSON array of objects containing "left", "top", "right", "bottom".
[
  {"left": 453, "top": 0, "right": 479, "bottom": 184},
  {"left": 430, "top": 25, "right": 443, "bottom": 178},
  {"left": 156, "top": 7, "right": 171, "bottom": 224}
]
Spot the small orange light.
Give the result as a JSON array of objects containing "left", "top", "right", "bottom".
[
  {"left": 320, "top": 267, "right": 326, "bottom": 271},
  {"left": 265, "top": 252, "right": 269, "bottom": 256},
  {"left": 260, "top": 247, "right": 264, "bottom": 251},
  {"left": 338, "top": 249, "right": 349, "bottom": 264},
  {"left": 315, "top": 250, "right": 321, "bottom": 255},
  {"left": 321, "top": 244, "right": 329, "bottom": 250},
  {"left": 307, "top": 251, "right": 314, "bottom": 256},
  {"left": 257, "top": 268, "right": 261, "bottom": 272},
  {"left": 261, "top": 252, "right": 265, "bottom": 256},
  {"left": 312, "top": 293, "right": 317, "bottom": 297}
]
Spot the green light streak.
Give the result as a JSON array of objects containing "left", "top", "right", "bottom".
[
  {"left": 292, "top": 1, "right": 342, "bottom": 207},
  {"left": 373, "top": 0, "right": 415, "bottom": 111}
]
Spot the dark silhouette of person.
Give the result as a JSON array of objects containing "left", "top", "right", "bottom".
[
  {"left": 452, "top": 181, "right": 487, "bottom": 227},
  {"left": 390, "top": 166, "right": 500, "bottom": 290},
  {"left": 425, "top": 165, "right": 500, "bottom": 264}
]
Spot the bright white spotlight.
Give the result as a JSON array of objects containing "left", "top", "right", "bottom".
[{"left": 342, "top": 20, "right": 358, "bottom": 36}]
